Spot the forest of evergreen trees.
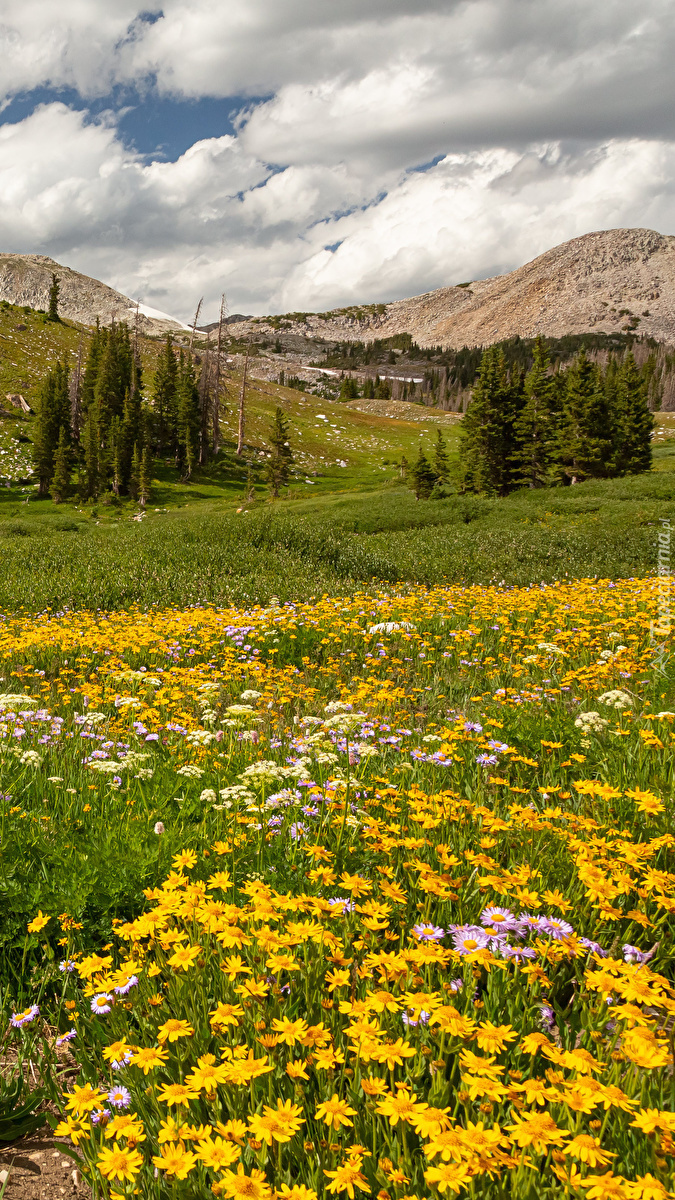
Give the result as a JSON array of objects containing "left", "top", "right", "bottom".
[
  {"left": 32, "top": 323, "right": 225, "bottom": 504},
  {"left": 458, "top": 339, "right": 654, "bottom": 494}
]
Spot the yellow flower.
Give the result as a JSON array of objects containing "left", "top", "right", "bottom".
[
  {"left": 152, "top": 1143, "right": 198, "bottom": 1179},
  {"left": 371, "top": 1039, "right": 416, "bottom": 1070},
  {"left": 97, "top": 1145, "right": 144, "bottom": 1182},
  {"left": 423, "top": 1163, "right": 470, "bottom": 1195},
  {"left": 54, "top": 1116, "right": 90, "bottom": 1145},
  {"left": 219, "top": 1164, "right": 273, "bottom": 1200},
  {"left": 474, "top": 1022, "right": 517, "bottom": 1054},
  {"left": 375, "top": 1088, "right": 419, "bottom": 1127},
  {"left": 186, "top": 1054, "right": 231, "bottom": 1093},
  {"left": 324, "top": 1158, "right": 370, "bottom": 1198},
  {"left": 276, "top": 1186, "right": 319, "bottom": 1200},
  {"left": 315, "top": 1094, "right": 357, "bottom": 1130},
  {"left": 271, "top": 1017, "right": 309, "bottom": 1046},
  {"left": 286, "top": 1060, "right": 310, "bottom": 1081},
  {"left": 64, "top": 1083, "right": 105, "bottom": 1114},
  {"left": 167, "top": 943, "right": 202, "bottom": 971},
  {"left": 173, "top": 849, "right": 198, "bottom": 870},
  {"left": 157, "top": 1082, "right": 200, "bottom": 1107},
  {"left": 27, "top": 910, "right": 51, "bottom": 933},
  {"left": 130, "top": 1045, "right": 169, "bottom": 1073},
  {"left": 565, "top": 1135, "right": 613, "bottom": 1167},
  {"left": 196, "top": 1136, "right": 242, "bottom": 1170},
  {"left": 506, "top": 1110, "right": 568, "bottom": 1152},
  {"left": 210, "top": 1002, "right": 245, "bottom": 1028},
  {"left": 157, "top": 1018, "right": 195, "bottom": 1044},
  {"left": 361, "top": 1077, "right": 387, "bottom": 1096}
]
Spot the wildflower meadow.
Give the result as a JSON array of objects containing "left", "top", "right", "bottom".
[{"left": 1, "top": 575, "right": 675, "bottom": 1199}]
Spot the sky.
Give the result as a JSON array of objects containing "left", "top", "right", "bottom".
[{"left": 1, "top": 1, "right": 674, "bottom": 323}]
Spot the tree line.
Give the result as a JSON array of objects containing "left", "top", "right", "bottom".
[
  {"left": 459, "top": 340, "right": 654, "bottom": 494},
  {"left": 32, "top": 322, "right": 231, "bottom": 504}
]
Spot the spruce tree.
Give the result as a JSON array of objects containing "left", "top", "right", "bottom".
[
  {"left": 152, "top": 335, "right": 178, "bottom": 458},
  {"left": 47, "top": 273, "right": 61, "bottom": 322},
  {"left": 176, "top": 353, "right": 200, "bottom": 479},
  {"left": 339, "top": 376, "right": 359, "bottom": 400},
  {"left": 410, "top": 446, "right": 436, "bottom": 499},
  {"left": 433, "top": 428, "right": 450, "bottom": 483},
  {"left": 139, "top": 446, "right": 152, "bottom": 508},
  {"left": 362, "top": 377, "right": 375, "bottom": 399},
  {"left": 266, "top": 407, "right": 294, "bottom": 497},
  {"left": 615, "top": 351, "right": 654, "bottom": 474},
  {"left": 33, "top": 360, "right": 70, "bottom": 495},
  {"left": 460, "top": 348, "right": 523, "bottom": 495},
  {"left": 510, "top": 338, "right": 557, "bottom": 488},
  {"left": 81, "top": 406, "right": 100, "bottom": 500},
  {"left": 556, "top": 349, "right": 612, "bottom": 482},
  {"left": 129, "top": 442, "right": 141, "bottom": 501},
  {"left": 50, "top": 426, "right": 71, "bottom": 502}
]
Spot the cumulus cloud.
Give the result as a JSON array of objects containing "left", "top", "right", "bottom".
[{"left": 1, "top": 1, "right": 675, "bottom": 319}]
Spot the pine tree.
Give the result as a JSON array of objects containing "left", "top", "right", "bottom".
[
  {"left": 176, "top": 353, "right": 200, "bottom": 479},
  {"left": 139, "top": 446, "right": 152, "bottom": 508},
  {"left": 81, "top": 406, "right": 100, "bottom": 500},
  {"left": 50, "top": 426, "right": 71, "bottom": 502},
  {"left": 362, "top": 377, "right": 375, "bottom": 399},
  {"left": 556, "top": 349, "right": 612, "bottom": 482},
  {"left": 410, "top": 446, "right": 436, "bottom": 499},
  {"left": 433, "top": 428, "right": 450, "bottom": 483},
  {"left": 129, "top": 442, "right": 141, "bottom": 501},
  {"left": 33, "top": 360, "right": 70, "bottom": 495},
  {"left": 152, "top": 335, "right": 178, "bottom": 458},
  {"left": 80, "top": 320, "right": 106, "bottom": 414},
  {"left": 510, "top": 338, "right": 557, "bottom": 488},
  {"left": 460, "top": 348, "right": 523, "bottom": 495},
  {"left": 615, "top": 351, "right": 654, "bottom": 474},
  {"left": 266, "top": 407, "right": 294, "bottom": 497},
  {"left": 47, "top": 273, "right": 61, "bottom": 322},
  {"left": 339, "top": 376, "right": 359, "bottom": 400}
]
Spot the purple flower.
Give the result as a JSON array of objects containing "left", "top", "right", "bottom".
[
  {"left": 145, "top": 733, "right": 159, "bottom": 742},
  {"left": 622, "top": 943, "right": 649, "bottom": 964},
  {"left": 328, "top": 897, "right": 353, "bottom": 913},
  {"left": 412, "top": 923, "right": 445, "bottom": 942},
  {"left": 578, "top": 937, "right": 606, "bottom": 957},
  {"left": 480, "top": 906, "right": 517, "bottom": 931},
  {"left": 113, "top": 975, "right": 138, "bottom": 996},
  {"left": 402, "top": 1010, "right": 430, "bottom": 1027},
  {"left": 111, "top": 1051, "right": 133, "bottom": 1069},
  {"left": 539, "top": 1004, "right": 555, "bottom": 1029},
  {"left": 90, "top": 993, "right": 113, "bottom": 1015},
  {"left": 476, "top": 753, "right": 498, "bottom": 767},
  {"left": 91, "top": 1109, "right": 111, "bottom": 1126},
  {"left": 11, "top": 1004, "right": 40, "bottom": 1028},
  {"left": 452, "top": 927, "right": 489, "bottom": 955},
  {"left": 56, "top": 1030, "right": 77, "bottom": 1046},
  {"left": 540, "top": 916, "right": 574, "bottom": 940},
  {"left": 107, "top": 1086, "right": 131, "bottom": 1109},
  {"left": 289, "top": 822, "right": 306, "bottom": 841},
  {"left": 59, "top": 959, "right": 76, "bottom": 973}
]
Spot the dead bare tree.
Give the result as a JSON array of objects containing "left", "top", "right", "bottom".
[
  {"left": 213, "top": 293, "right": 227, "bottom": 455},
  {"left": 133, "top": 299, "right": 140, "bottom": 356},
  {"left": 237, "top": 338, "right": 251, "bottom": 457},
  {"left": 189, "top": 298, "right": 203, "bottom": 354},
  {"left": 198, "top": 333, "right": 212, "bottom": 466}
]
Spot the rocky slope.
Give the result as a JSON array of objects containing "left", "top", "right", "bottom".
[
  {"left": 228, "top": 228, "right": 675, "bottom": 350},
  {"left": 0, "top": 254, "right": 186, "bottom": 335}
]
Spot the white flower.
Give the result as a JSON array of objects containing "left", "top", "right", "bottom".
[
  {"left": 656, "top": 711, "right": 675, "bottom": 720},
  {"left": 422, "top": 734, "right": 443, "bottom": 743},
  {"left": 19, "top": 749, "right": 42, "bottom": 767},
  {"left": 47, "top": 776, "right": 63, "bottom": 783},
  {"left": 324, "top": 700, "right": 353, "bottom": 714},
  {"left": 574, "top": 711, "right": 609, "bottom": 733},
  {"left": 135, "top": 767, "right": 154, "bottom": 780},
  {"left": 240, "top": 689, "right": 262, "bottom": 702},
  {"left": 115, "top": 696, "right": 142, "bottom": 709},
  {"left": 597, "top": 690, "right": 633, "bottom": 709},
  {"left": 239, "top": 761, "right": 286, "bottom": 784},
  {"left": 522, "top": 654, "right": 538, "bottom": 664},
  {"left": 537, "top": 642, "right": 564, "bottom": 655},
  {"left": 186, "top": 729, "right": 217, "bottom": 745},
  {"left": 368, "top": 622, "right": 416, "bottom": 635},
  {"left": 89, "top": 760, "right": 123, "bottom": 773},
  {"left": 81, "top": 712, "right": 107, "bottom": 725},
  {"left": 225, "top": 704, "right": 257, "bottom": 717},
  {"left": 154, "top": 821, "right": 165, "bottom": 836},
  {"left": 0, "top": 694, "right": 37, "bottom": 710},
  {"left": 200, "top": 788, "right": 217, "bottom": 803},
  {"left": 176, "top": 764, "right": 205, "bottom": 778},
  {"left": 219, "top": 784, "right": 255, "bottom": 802}
]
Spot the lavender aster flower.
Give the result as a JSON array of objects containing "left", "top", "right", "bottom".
[
  {"left": 56, "top": 1030, "right": 77, "bottom": 1046},
  {"left": 452, "top": 927, "right": 489, "bottom": 955},
  {"left": 113, "top": 975, "right": 138, "bottom": 996},
  {"left": 107, "top": 1086, "right": 131, "bottom": 1109},
  {"left": 11, "top": 1004, "right": 39, "bottom": 1028},
  {"left": 412, "top": 923, "right": 445, "bottom": 942},
  {"left": 622, "top": 943, "right": 649, "bottom": 964},
  {"left": 90, "top": 993, "right": 113, "bottom": 1015},
  {"left": 328, "top": 897, "right": 353, "bottom": 913}
]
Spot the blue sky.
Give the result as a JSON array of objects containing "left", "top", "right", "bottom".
[{"left": 0, "top": 1, "right": 673, "bottom": 322}]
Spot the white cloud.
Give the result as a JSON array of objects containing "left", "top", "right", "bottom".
[{"left": 1, "top": 1, "right": 675, "bottom": 319}]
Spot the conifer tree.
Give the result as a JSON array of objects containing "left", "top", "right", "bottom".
[
  {"left": 460, "top": 348, "right": 523, "bottom": 495},
  {"left": 266, "top": 407, "right": 294, "bottom": 497},
  {"left": 80, "top": 320, "right": 106, "bottom": 414},
  {"left": 50, "top": 426, "right": 71, "bottom": 502},
  {"left": 176, "top": 352, "right": 200, "bottom": 479},
  {"left": 339, "top": 376, "right": 359, "bottom": 400},
  {"left": 556, "top": 349, "right": 612, "bottom": 482},
  {"left": 615, "top": 351, "right": 654, "bottom": 475},
  {"left": 410, "top": 446, "right": 436, "bottom": 499},
  {"left": 362, "top": 377, "right": 375, "bottom": 399},
  {"left": 47, "top": 273, "right": 61, "bottom": 322},
  {"left": 433, "top": 428, "right": 450, "bottom": 483},
  {"left": 139, "top": 446, "right": 152, "bottom": 508},
  {"left": 510, "top": 338, "right": 557, "bottom": 488},
  {"left": 33, "top": 360, "right": 70, "bottom": 495},
  {"left": 129, "top": 442, "right": 141, "bottom": 501},
  {"left": 152, "top": 335, "right": 178, "bottom": 457},
  {"left": 81, "top": 406, "right": 100, "bottom": 500}
]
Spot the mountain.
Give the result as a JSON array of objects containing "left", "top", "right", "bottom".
[
  {"left": 0, "top": 253, "right": 187, "bottom": 335},
  {"left": 227, "top": 228, "right": 675, "bottom": 350}
]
